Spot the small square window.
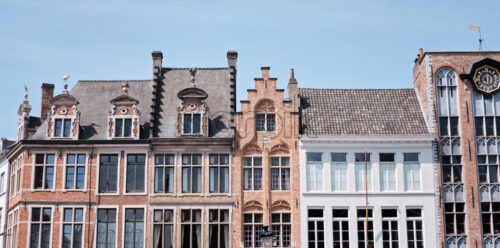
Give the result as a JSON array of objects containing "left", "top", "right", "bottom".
[
  {"left": 331, "top": 153, "right": 346, "bottom": 162},
  {"left": 307, "top": 153, "right": 322, "bottom": 162},
  {"left": 379, "top": 153, "right": 394, "bottom": 162},
  {"left": 404, "top": 153, "right": 419, "bottom": 162}
]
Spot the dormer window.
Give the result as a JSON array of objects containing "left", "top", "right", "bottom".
[
  {"left": 115, "top": 118, "right": 132, "bottom": 137},
  {"left": 183, "top": 113, "right": 201, "bottom": 134},
  {"left": 107, "top": 82, "right": 141, "bottom": 140},
  {"left": 256, "top": 113, "right": 275, "bottom": 131},
  {"left": 177, "top": 87, "right": 209, "bottom": 136},
  {"left": 47, "top": 91, "right": 80, "bottom": 140},
  {"left": 54, "top": 118, "right": 72, "bottom": 137}
]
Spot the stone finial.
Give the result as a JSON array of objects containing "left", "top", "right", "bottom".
[
  {"left": 24, "top": 85, "right": 28, "bottom": 101},
  {"left": 190, "top": 68, "right": 197, "bottom": 87},
  {"left": 122, "top": 81, "right": 129, "bottom": 95},
  {"left": 63, "top": 75, "right": 70, "bottom": 94}
]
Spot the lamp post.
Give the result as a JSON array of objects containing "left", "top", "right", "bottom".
[{"left": 260, "top": 226, "right": 275, "bottom": 248}]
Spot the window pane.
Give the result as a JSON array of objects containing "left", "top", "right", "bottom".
[
  {"left": 67, "top": 154, "right": 76, "bottom": 164},
  {"left": 64, "top": 119, "right": 71, "bottom": 137},
  {"left": 182, "top": 168, "right": 191, "bottom": 193},
  {"left": 154, "top": 168, "right": 163, "bottom": 193},
  {"left": 267, "top": 114, "right": 275, "bottom": 131},
  {"left": 193, "top": 114, "right": 201, "bottom": 133},
  {"left": 355, "top": 153, "right": 370, "bottom": 162},
  {"left": 220, "top": 167, "right": 229, "bottom": 192},
  {"left": 440, "top": 117, "right": 448, "bottom": 136},
  {"left": 124, "top": 119, "right": 132, "bottom": 137},
  {"left": 209, "top": 167, "right": 218, "bottom": 193},
  {"left": 331, "top": 153, "right": 346, "bottom": 162},
  {"left": 183, "top": 114, "right": 191, "bottom": 133},
  {"left": 115, "top": 119, "right": 123, "bottom": 137},
  {"left": 256, "top": 114, "right": 265, "bottom": 131},
  {"left": 307, "top": 153, "right": 322, "bottom": 162},
  {"left": 476, "top": 117, "right": 484, "bottom": 136},
  {"left": 404, "top": 153, "right": 419, "bottom": 162},
  {"left": 379, "top": 153, "right": 394, "bottom": 162},
  {"left": 76, "top": 167, "right": 85, "bottom": 189},
  {"left": 166, "top": 168, "right": 174, "bottom": 193},
  {"left": 55, "top": 119, "right": 62, "bottom": 136},
  {"left": 45, "top": 166, "right": 54, "bottom": 189},
  {"left": 450, "top": 117, "right": 459, "bottom": 136},
  {"left": 66, "top": 167, "right": 75, "bottom": 189}
]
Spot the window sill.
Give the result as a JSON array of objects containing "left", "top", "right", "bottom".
[
  {"left": 31, "top": 189, "right": 55, "bottom": 192},
  {"left": 207, "top": 193, "right": 232, "bottom": 196},
  {"left": 96, "top": 192, "right": 120, "bottom": 196},
  {"left": 179, "top": 193, "right": 203, "bottom": 196},
  {"left": 124, "top": 192, "right": 147, "bottom": 196},
  {"left": 151, "top": 193, "right": 176, "bottom": 197},
  {"left": 62, "top": 189, "right": 87, "bottom": 193},
  {"left": 243, "top": 190, "right": 263, "bottom": 192},
  {"left": 271, "top": 189, "right": 291, "bottom": 192}
]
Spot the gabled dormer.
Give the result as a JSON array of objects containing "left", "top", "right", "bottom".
[
  {"left": 47, "top": 84, "right": 80, "bottom": 140},
  {"left": 107, "top": 82, "right": 141, "bottom": 140},
  {"left": 177, "top": 70, "right": 209, "bottom": 136}
]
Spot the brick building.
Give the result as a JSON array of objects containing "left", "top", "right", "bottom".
[{"left": 413, "top": 50, "right": 500, "bottom": 248}]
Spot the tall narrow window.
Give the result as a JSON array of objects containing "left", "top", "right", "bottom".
[
  {"left": 442, "top": 155, "right": 462, "bottom": 184},
  {"left": 307, "top": 209, "right": 324, "bottom": 248},
  {"left": 65, "top": 154, "right": 86, "bottom": 190},
  {"left": 306, "top": 153, "right": 323, "bottom": 192},
  {"left": 380, "top": 153, "right": 396, "bottom": 192},
  {"left": 126, "top": 154, "right": 146, "bottom": 193},
  {"left": 34, "top": 153, "right": 55, "bottom": 190},
  {"left": 332, "top": 209, "right": 349, "bottom": 248},
  {"left": 183, "top": 113, "right": 201, "bottom": 134},
  {"left": 114, "top": 118, "right": 132, "bottom": 137},
  {"left": 153, "top": 209, "right": 174, "bottom": 248},
  {"left": 256, "top": 113, "right": 275, "bottom": 131},
  {"left": 331, "top": 153, "right": 347, "bottom": 192},
  {"left": 182, "top": 154, "right": 202, "bottom": 193},
  {"left": 243, "top": 157, "right": 262, "bottom": 190},
  {"left": 181, "top": 209, "right": 202, "bottom": 248},
  {"left": 244, "top": 213, "right": 263, "bottom": 247},
  {"left": 478, "top": 155, "right": 499, "bottom": 184},
  {"left": 209, "top": 154, "right": 230, "bottom": 193},
  {"left": 0, "top": 172, "right": 5, "bottom": 193},
  {"left": 271, "top": 156, "right": 290, "bottom": 190},
  {"left": 54, "top": 118, "right": 72, "bottom": 137},
  {"left": 30, "top": 207, "right": 52, "bottom": 248},
  {"left": 481, "top": 202, "right": 500, "bottom": 236},
  {"left": 357, "top": 209, "right": 374, "bottom": 248},
  {"left": 404, "top": 153, "right": 421, "bottom": 191},
  {"left": 382, "top": 209, "right": 399, "bottom": 248},
  {"left": 124, "top": 208, "right": 144, "bottom": 248},
  {"left": 154, "top": 154, "right": 175, "bottom": 194},
  {"left": 98, "top": 154, "right": 118, "bottom": 193},
  {"left": 445, "top": 202, "right": 466, "bottom": 235},
  {"left": 96, "top": 209, "right": 116, "bottom": 248},
  {"left": 407, "top": 208, "right": 424, "bottom": 248},
  {"left": 436, "top": 68, "right": 459, "bottom": 135},
  {"left": 271, "top": 213, "right": 291, "bottom": 247},
  {"left": 209, "top": 209, "right": 230, "bottom": 248},
  {"left": 355, "top": 153, "right": 371, "bottom": 192},
  {"left": 62, "top": 208, "right": 83, "bottom": 248}
]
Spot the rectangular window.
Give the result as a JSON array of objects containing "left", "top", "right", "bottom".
[
  {"left": 404, "top": 153, "right": 421, "bottom": 191},
  {"left": 98, "top": 155, "right": 118, "bottom": 193},
  {"left": 62, "top": 208, "right": 83, "bottom": 248},
  {"left": 244, "top": 213, "right": 263, "bottom": 247},
  {"left": 271, "top": 156, "right": 290, "bottom": 190},
  {"left": 64, "top": 119, "right": 71, "bottom": 137},
  {"left": 209, "top": 209, "right": 230, "bottom": 248},
  {"left": 256, "top": 113, "right": 275, "bottom": 131},
  {"left": 442, "top": 155, "right": 462, "bottom": 183},
  {"left": 154, "top": 154, "right": 175, "bottom": 194},
  {"left": 34, "top": 153, "right": 55, "bottom": 190},
  {"left": 382, "top": 209, "right": 399, "bottom": 248},
  {"left": 332, "top": 209, "right": 349, "bottom": 248},
  {"left": 153, "top": 209, "right": 174, "bottom": 248},
  {"left": 55, "top": 119, "right": 62, "bottom": 137},
  {"left": 380, "top": 163, "right": 396, "bottom": 192},
  {"left": 30, "top": 207, "right": 52, "bottom": 248},
  {"left": 476, "top": 117, "right": 484, "bottom": 136},
  {"left": 126, "top": 154, "right": 146, "bottom": 193},
  {"left": 183, "top": 113, "right": 201, "bottom": 134},
  {"left": 271, "top": 213, "right": 291, "bottom": 247},
  {"left": 114, "top": 118, "right": 132, "bottom": 137},
  {"left": 331, "top": 153, "right": 347, "bottom": 192},
  {"left": 0, "top": 172, "right": 4, "bottom": 193},
  {"left": 355, "top": 164, "right": 372, "bottom": 192},
  {"left": 357, "top": 209, "right": 374, "bottom": 248},
  {"left": 209, "top": 154, "right": 230, "bottom": 193},
  {"left": 406, "top": 208, "right": 424, "bottom": 248},
  {"left": 97, "top": 209, "right": 116, "bottom": 248},
  {"left": 182, "top": 154, "right": 202, "bottom": 193},
  {"left": 481, "top": 202, "right": 500, "bottom": 235},
  {"left": 124, "top": 208, "right": 144, "bottom": 248},
  {"left": 478, "top": 155, "right": 499, "bottom": 184},
  {"left": 54, "top": 118, "right": 72, "bottom": 137},
  {"left": 181, "top": 209, "right": 202, "bottom": 248},
  {"left": 65, "top": 154, "right": 86, "bottom": 190},
  {"left": 440, "top": 117, "right": 459, "bottom": 136},
  {"left": 306, "top": 153, "right": 323, "bottom": 192},
  {"left": 243, "top": 157, "right": 262, "bottom": 191},
  {"left": 307, "top": 209, "right": 324, "bottom": 248},
  {"left": 444, "top": 202, "right": 466, "bottom": 235}
]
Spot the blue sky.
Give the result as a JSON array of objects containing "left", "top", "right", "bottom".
[{"left": 0, "top": 0, "right": 497, "bottom": 139}]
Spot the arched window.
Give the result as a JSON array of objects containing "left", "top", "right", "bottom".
[{"left": 436, "top": 68, "right": 459, "bottom": 136}]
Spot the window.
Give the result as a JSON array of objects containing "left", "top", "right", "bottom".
[
  {"left": 34, "top": 153, "right": 55, "bottom": 190},
  {"left": 256, "top": 113, "right": 275, "bottom": 131},
  {"left": 475, "top": 117, "right": 497, "bottom": 137},
  {"left": 355, "top": 153, "right": 371, "bottom": 192},
  {"left": 154, "top": 154, "right": 175, "bottom": 194},
  {"left": 357, "top": 209, "right": 374, "bottom": 248},
  {"left": 181, "top": 209, "right": 202, "bottom": 248},
  {"left": 271, "top": 156, "right": 290, "bottom": 190},
  {"left": 445, "top": 202, "right": 466, "bottom": 235},
  {"left": 243, "top": 157, "right": 262, "bottom": 190},
  {"left": 332, "top": 209, "right": 349, "bottom": 248},
  {"left": 0, "top": 172, "right": 4, "bottom": 193},
  {"left": 30, "top": 207, "right": 52, "bottom": 248},
  {"left": 404, "top": 153, "right": 421, "bottom": 191},
  {"left": 271, "top": 213, "right": 291, "bottom": 247},
  {"left": 306, "top": 153, "right": 323, "bottom": 192},
  {"left": 183, "top": 113, "right": 201, "bottom": 134},
  {"left": 380, "top": 153, "right": 396, "bottom": 192},
  {"left": 62, "top": 208, "right": 84, "bottom": 248},
  {"left": 115, "top": 118, "right": 132, "bottom": 137},
  {"left": 124, "top": 208, "right": 144, "bottom": 248},
  {"left": 439, "top": 117, "right": 459, "bottom": 136},
  {"left": 481, "top": 202, "right": 500, "bottom": 235},
  {"left": 182, "top": 154, "right": 202, "bottom": 193},
  {"left": 54, "top": 118, "right": 72, "bottom": 137},
  {"left": 406, "top": 208, "right": 424, "bottom": 248},
  {"left": 209, "top": 154, "right": 230, "bottom": 193},
  {"left": 65, "top": 154, "right": 86, "bottom": 190},
  {"left": 478, "top": 155, "right": 499, "bottom": 184},
  {"left": 153, "top": 209, "right": 174, "bottom": 248},
  {"left": 96, "top": 209, "right": 117, "bottom": 248},
  {"left": 126, "top": 154, "right": 146, "bottom": 193},
  {"left": 98, "top": 155, "right": 118, "bottom": 193},
  {"left": 436, "top": 68, "right": 459, "bottom": 134},
  {"left": 244, "top": 213, "right": 263, "bottom": 248},
  {"left": 331, "top": 153, "right": 347, "bottom": 192},
  {"left": 209, "top": 209, "right": 230, "bottom": 248},
  {"left": 442, "top": 156, "right": 462, "bottom": 183},
  {"left": 307, "top": 209, "right": 324, "bottom": 248},
  {"left": 6, "top": 209, "right": 18, "bottom": 248},
  {"left": 382, "top": 209, "right": 399, "bottom": 248}
]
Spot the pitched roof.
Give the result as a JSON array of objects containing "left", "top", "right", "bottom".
[{"left": 299, "top": 88, "right": 429, "bottom": 136}]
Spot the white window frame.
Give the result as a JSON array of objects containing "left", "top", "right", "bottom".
[
  {"left": 151, "top": 207, "right": 176, "bottom": 248},
  {"left": 381, "top": 208, "right": 400, "bottom": 248},
  {"left": 28, "top": 205, "right": 55, "bottom": 248},
  {"left": 179, "top": 208, "right": 203, "bottom": 248},
  {"left": 32, "top": 152, "right": 58, "bottom": 192},
  {"left": 307, "top": 208, "right": 325, "bottom": 248},
  {"left": 270, "top": 156, "right": 290, "bottom": 191},
  {"left": 271, "top": 212, "right": 291, "bottom": 248},
  {"left": 256, "top": 112, "right": 276, "bottom": 132},
  {"left": 404, "top": 153, "right": 421, "bottom": 191},
  {"left": 63, "top": 152, "right": 89, "bottom": 192},
  {"left": 52, "top": 117, "right": 73, "bottom": 138},
  {"left": 93, "top": 205, "right": 119, "bottom": 248},
  {"left": 122, "top": 205, "right": 146, "bottom": 248},
  {"left": 380, "top": 163, "right": 396, "bottom": 192},
  {"left": 406, "top": 208, "right": 424, "bottom": 248},
  {"left": 181, "top": 111, "right": 204, "bottom": 135},
  {"left": 123, "top": 152, "right": 148, "bottom": 195},
  {"left": 180, "top": 154, "right": 203, "bottom": 195},
  {"left": 152, "top": 153, "right": 176, "bottom": 196},
  {"left": 96, "top": 151, "right": 121, "bottom": 196},
  {"left": 306, "top": 153, "right": 323, "bottom": 192},
  {"left": 112, "top": 117, "right": 134, "bottom": 138},
  {"left": 332, "top": 208, "right": 349, "bottom": 248},
  {"left": 208, "top": 208, "right": 231, "bottom": 248},
  {"left": 243, "top": 156, "right": 263, "bottom": 191},
  {"left": 6, "top": 206, "right": 19, "bottom": 248},
  {"left": 208, "top": 154, "right": 231, "bottom": 195},
  {"left": 243, "top": 212, "right": 263, "bottom": 248},
  {"left": 59, "top": 205, "right": 86, "bottom": 248},
  {"left": 331, "top": 153, "right": 348, "bottom": 192},
  {"left": 356, "top": 208, "right": 374, "bottom": 248}
]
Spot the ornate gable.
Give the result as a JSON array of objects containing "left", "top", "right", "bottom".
[{"left": 107, "top": 82, "right": 141, "bottom": 140}]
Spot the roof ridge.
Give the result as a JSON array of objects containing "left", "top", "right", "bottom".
[
  {"left": 78, "top": 80, "right": 152, "bottom": 82},
  {"left": 164, "top": 67, "right": 229, "bottom": 70}
]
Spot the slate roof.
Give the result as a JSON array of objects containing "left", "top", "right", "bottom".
[{"left": 299, "top": 88, "right": 429, "bottom": 136}]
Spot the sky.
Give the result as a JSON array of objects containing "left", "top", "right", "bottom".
[{"left": 0, "top": 0, "right": 498, "bottom": 139}]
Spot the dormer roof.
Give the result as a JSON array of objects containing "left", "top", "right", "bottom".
[
  {"left": 51, "top": 94, "right": 79, "bottom": 106},
  {"left": 110, "top": 94, "right": 139, "bottom": 105},
  {"left": 177, "top": 87, "right": 208, "bottom": 100}
]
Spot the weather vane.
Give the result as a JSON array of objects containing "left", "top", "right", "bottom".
[{"left": 469, "top": 25, "right": 483, "bottom": 51}]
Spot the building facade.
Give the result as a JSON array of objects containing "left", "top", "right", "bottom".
[
  {"left": 413, "top": 50, "right": 500, "bottom": 248},
  {"left": 298, "top": 89, "right": 439, "bottom": 248},
  {"left": 0, "top": 138, "right": 13, "bottom": 248}
]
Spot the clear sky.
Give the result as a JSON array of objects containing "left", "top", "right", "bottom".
[{"left": 0, "top": 0, "right": 497, "bottom": 139}]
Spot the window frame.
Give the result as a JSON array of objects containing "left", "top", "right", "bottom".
[
  {"left": 330, "top": 153, "right": 348, "bottom": 192},
  {"left": 122, "top": 206, "right": 146, "bottom": 248},
  {"left": 355, "top": 152, "right": 372, "bottom": 192},
  {"left": 271, "top": 212, "right": 291, "bottom": 248},
  {"left": 59, "top": 206, "right": 86, "bottom": 248},
  {"left": 379, "top": 153, "right": 396, "bottom": 192},
  {"left": 357, "top": 208, "right": 374, "bottom": 248},
  {"left": 243, "top": 156, "right": 263, "bottom": 191},
  {"left": 180, "top": 208, "right": 203, "bottom": 248},
  {"left": 63, "top": 152, "right": 88, "bottom": 192},
  {"left": 381, "top": 208, "right": 400, "bottom": 248},
  {"left": 208, "top": 208, "right": 231, "bottom": 248},
  {"left": 444, "top": 202, "right": 466, "bottom": 235},
  {"left": 32, "top": 152, "right": 57, "bottom": 191},
  {"left": 152, "top": 208, "right": 176, "bottom": 248},
  {"left": 113, "top": 117, "right": 133, "bottom": 138},
  {"left": 153, "top": 154, "right": 176, "bottom": 195},
  {"left": 97, "top": 152, "right": 121, "bottom": 196},
  {"left": 52, "top": 117, "right": 73, "bottom": 138},
  {"left": 406, "top": 208, "right": 424, "bottom": 248},
  {"left": 28, "top": 205, "right": 54, "bottom": 248},
  {"left": 307, "top": 208, "right": 325, "bottom": 248},
  {"left": 124, "top": 153, "right": 147, "bottom": 195},
  {"left": 243, "top": 212, "right": 263, "bottom": 248},
  {"left": 94, "top": 206, "right": 119, "bottom": 248},
  {"left": 404, "top": 153, "right": 421, "bottom": 191},
  {"left": 256, "top": 112, "right": 276, "bottom": 132},
  {"left": 332, "top": 208, "right": 349, "bottom": 248},
  {"left": 6, "top": 207, "right": 19, "bottom": 248},
  {"left": 270, "top": 156, "right": 290, "bottom": 191},
  {"left": 181, "top": 154, "right": 203, "bottom": 194},
  {"left": 306, "top": 153, "right": 323, "bottom": 192},
  {"left": 208, "top": 154, "right": 231, "bottom": 195},
  {"left": 181, "top": 112, "right": 203, "bottom": 135}
]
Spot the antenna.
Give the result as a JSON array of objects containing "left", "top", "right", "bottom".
[{"left": 469, "top": 25, "right": 483, "bottom": 51}]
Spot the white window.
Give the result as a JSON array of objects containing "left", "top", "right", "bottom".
[
  {"left": 243, "top": 157, "right": 262, "bottom": 191},
  {"left": 182, "top": 154, "right": 202, "bottom": 193},
  {"left": 209, "top": 154, "right": 230, "bottom": 193},
  {"left": 331, "top": 153, "right": 347, "bottom": 192},
  {"left": 332, "top": 209, "right": 349, "bottom": 248},
  {"left": 209, "top": 209, "right": 230, "bottom": 248},
  {"left": 382, "top": 208, "right": 399, "bottom": 248},
  {"left": 65, "top": 154, "right": 86, "bottom": 190},
  {"left": 271, "top": 212, "right": 291, "bottom": 247},
  {"left": 126, "top": 154, "right": 146, "bottom": 193},
  {"left": 0, "top": 172, "right": 4, "bottom": 193},
  {"left": 114, "top": 118, "right": 132, "bottom": 137},
  {"left": 256, "top": 113, "right": 275, "bottom": 131},
  {"left": 306, "top": 153, "right": 323, "bottom": 192},
  {"left": 355, "top": 153, "right": 371, "bottom": 192},
  {"left": 153, "top": 209, "right": 174, "bottom": 248},
  {"left": 271, "top": 156, "right": 290, "bottom": 190},
  {"left": 406, "top": 208, "right": 424, "bottom": 248},
  {"left": 436, "top": 68, "right": 459, "bottom": 137},
  {"left": 62, "top": 207, "right": 84, "bottom": 248},
  {"left": 54, "top": 118, "right": 72, "bottom": 137},
  {"left": 124, "top": 208, "right": 144, "bottom": 248},
  {"left": 357, "top": 208, "right": 374, "bottom": 248},
  {"left": 243, "top": 213, "right": 263, "bottom": 247},
  {"left": 29, "top": 207, "right": 53, "bottom": 248},
  {"left": 154, "top": 154, "right": 175, "bottom": 194},
  {"left": 404, "top": 153, "right": 421, "bottom": 191},
  {"left": 380, "top": 153, "right": 396, "bottom": 192},
  {"left": 307, "top": 209, "right": 324, "bottom": 248},
  {"left": 6, "top": 209, "right": 18, "bottom": 248},
  {"left": 183, "top": 113, "right": 201, "bottom": 134},
  {"left": 34, "top": 153, "right": 55, "bottom": 190},
  {"left": 96, "top": 208, "right": 117, "bottom": 248},
  {"left": 181, "top": 209, "right": 202, "bottom": 248}
]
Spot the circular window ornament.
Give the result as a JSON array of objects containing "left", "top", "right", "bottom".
[
  {"left": 60, "top": 106, "right": 68, "bottom": 115},
  {"left": 120, "top": 107, "right": 128, "bottom": 115},
  {"left": 189, "top": 104, "right": 196, "bottom": 110}
]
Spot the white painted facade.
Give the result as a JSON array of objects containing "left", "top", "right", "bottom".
[
  {"left": 299, "top": 136, "right": 439, "bottom": 248},
  {"left": 0, "top": 156, "right": 8, "bottom": 248}
]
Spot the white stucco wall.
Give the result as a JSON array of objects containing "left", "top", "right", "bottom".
[{"left": 0, "top": 157, "right": 9, "bottom": 248}]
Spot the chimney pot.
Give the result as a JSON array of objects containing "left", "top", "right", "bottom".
[{"left": 290, "top": 68, "right": 295, "bottom": 79}]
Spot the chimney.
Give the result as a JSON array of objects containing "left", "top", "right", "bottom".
[
  {"left": 227, "top": 50, "right": 238, "bottom": 68},
  {"left": 287, "top": 68, "right": 299, "bottom": 112},
  {"left": 261, "top": 67, "right": 270, "bottom": 79},
  {"left": 152, "top": 51, "right": 163, "bottom": 76},
  {"left": 41, "top": 83, "right": 54, "bottom": 120}
]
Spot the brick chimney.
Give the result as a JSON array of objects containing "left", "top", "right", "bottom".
[
  {"left": 287, "top": 68, "right": 299, "bottom": 112},
  {"left": 227, "top": 50, "right": 238, "bottom": 68},
  {"left": 152, "top": 51, "right": 163, "bottom": 75},
  {"left": 41, "top": 83, "right": 54, "bottom": 120}
]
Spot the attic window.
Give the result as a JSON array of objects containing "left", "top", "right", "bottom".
[
  {"left": 115, "top": 118, "right": 132, "bottom": 137},
  {"left": 54, "top": 118, "right": 71, "bottom": 137},
  {"left": 256, "top": 113, "right": 275, "bottom": 131},
  {"left": 183, "top": 113, "right": 201, "bottom": 134}
]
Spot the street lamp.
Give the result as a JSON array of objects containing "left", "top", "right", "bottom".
[{"left": 260, "top": 226, "right": 275, "bottom": 247}]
